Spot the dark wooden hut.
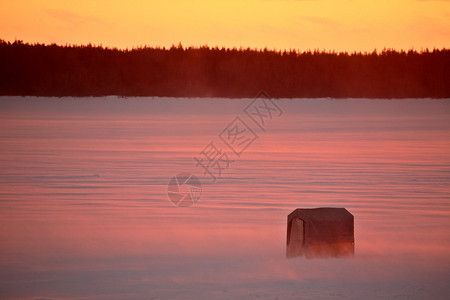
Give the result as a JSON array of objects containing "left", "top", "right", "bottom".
[{"left": 286, "top": 208, "right": 354, "bottom": 258}]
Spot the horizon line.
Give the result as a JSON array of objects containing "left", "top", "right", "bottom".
[{"left": 2, "top": 38, "right": 449, "bottom": 55}]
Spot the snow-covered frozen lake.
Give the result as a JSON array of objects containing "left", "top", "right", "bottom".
[{"left": 1, "top": 96, "right": 449, "bottom": 299}]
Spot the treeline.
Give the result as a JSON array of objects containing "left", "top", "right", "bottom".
[{"left": 1, "top": 40, "right": 449, "bottom": 98}]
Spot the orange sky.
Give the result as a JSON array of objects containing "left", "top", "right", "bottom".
[{"left": 1, "top": 0, "right": 449, "bottom": 51}]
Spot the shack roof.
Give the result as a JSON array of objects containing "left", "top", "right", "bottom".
[{"left": 288, "top": 207, "right": 353, "bottom": 223}]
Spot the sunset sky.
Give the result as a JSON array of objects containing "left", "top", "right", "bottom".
[{"left": 1, "top": 0, "right": 449, "bottom": 51}]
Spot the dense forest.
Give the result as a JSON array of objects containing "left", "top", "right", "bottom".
[{"left": 0, "top": 40, "right": 449, "bottom": 98}]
